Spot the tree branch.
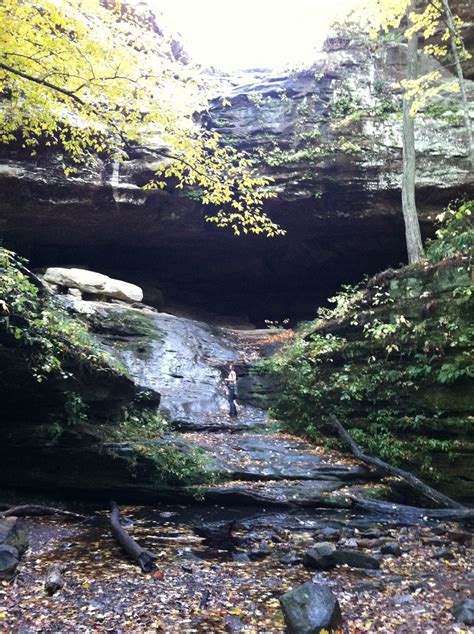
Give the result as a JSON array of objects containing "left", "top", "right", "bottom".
[{"left": 0, "top": 61, "right": 86, "bottom": 106}]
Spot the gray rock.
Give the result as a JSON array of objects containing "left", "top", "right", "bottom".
[
  {"left": 409, "top": 581, "right": 430, "bottom": 593},
  {"left": 44, "top": 563, "right": 65, "bottom": 595},
  {"left": 447, "top": 530, "right": 472, "bottom": 546},
  {"left": 232, "top": 553, "right": 250, "bottom": 562},
  {"left": 354, "top": 581, "right": 385, "bottom": 593},
  {"left": 194, "top": 520, "right": 235, "bottom": 550},
  {"left": 304, "top": 542, "right": 336, "bottom": 570},
  {"left": 0, "top": 518, "right": 29, "bottom": 556},
  {"left": 432, "top": 547, "right": 455, "bottom": 560},
  {"left": 43, "top": 268, "right": 143, "bottom": 303},
  {"left": 359, "top": 529, "right": 382, "bottom": 539},
  {"left": 0, "top": 544, "right": 19, "bottom": 580},
  {"left": 280, "top": 551, "right": 303, "bottom": 566},
  {"left": 248, "top": 542, "right": 272, "bottom": 560},
  {"left": 280, "top": 582, "right": 343, "bottom": 634},
  {"left": 392, "top": 594, "right": 413, "bottom": 605},
  {"left": 224, "top": 614, "right": 244, "bottom": 632},
  {"left": 316, "top": 527, "right": 341, "bottom": 542},
  {"left": 380, "top": 542, "right": 402, "bottom": 557},
  {"left": 67, "top": 287, "right": 82, "bottom": 299},
  {"left": 333, "top": 549, "right": 380, "bottom": 570},
  {"left": 453, "top": 598, "right": 474, "bottom": 626}
]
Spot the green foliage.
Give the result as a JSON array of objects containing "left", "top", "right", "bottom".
[
  {"left": 262, "top": 201, "right": 474, "bottom": 478},
  {"left": 261, "top": 145, "right": 334, "bottom": 167},
  {"left": 133, "top": 442, "right": 214, "bottom": 487},
  {"left": 426, "top": 199, "right": 473, "bottom": 263},
  {"left": 64, "top": 392, "right": 89, "bottom": 425},
  {"left": 0, "top": 248, "right": 116, "bottom": 382},
  {"left": 104, "top": 406, "right": 168, "bottom": 442},
  {"left": 423, "top": 103, "right": 464, "bottom": 126},
  {"left": 330, "top": 92, "right": 362, "bottom": 119}
]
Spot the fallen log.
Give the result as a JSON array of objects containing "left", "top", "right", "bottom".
[
  {"left": 0, "top": 505, "right": 87, "bottom": 520},
  {"left": 351, "top": 497, "right": 474, "bottom": 524},
  {"left": 44, "top": 563, "right": 65, "bottom": 596},
  {"left": 329, "top": 415, "right": 465, "bottom": 510},
  {"left": 110, "top": 502, "right": 156, "bottom": 573}
]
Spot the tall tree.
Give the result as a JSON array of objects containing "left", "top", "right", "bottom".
[
  {"left": 402, "top": 0, "right": 425, "bottom": 263},
  {"left": 408, "top": 0, "right": 473, "bottom": 163},
  {"left": 347, "top": 0, "right": 425, "bottom": 261},
  {"left": 436, "top": 0, "right": 473, "bottom": 165},
  {"left": 346, "top": 0, "right": 471, "bottom": 261}
]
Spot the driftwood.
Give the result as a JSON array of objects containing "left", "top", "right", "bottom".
[
  {"left": 44, "top": 563, "right": 65, "bottom": 596},
  {"left": 329, "top": 415, "right": 465, "bottom": 510},
  {"left": 0, "top": 505, "right": 87, "bottom": 520},
  {"left": 110, "top": 502, "right": 157, "bottom": 573}
]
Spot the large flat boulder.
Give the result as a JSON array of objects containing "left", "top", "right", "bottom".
[{"left": 43, "top": 268, "right": 143, "bottom": 303}]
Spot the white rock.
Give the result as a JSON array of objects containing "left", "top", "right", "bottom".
[
  {"left": 67, "top": 287, "right": 82, "bottom": 299},
  {"left": 43, "top": 268, "right": 143, "bottom": 303}
]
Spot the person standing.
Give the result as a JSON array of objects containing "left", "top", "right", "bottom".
[{"left": 226, "top": 364, "right": 238, "bottom": 417}]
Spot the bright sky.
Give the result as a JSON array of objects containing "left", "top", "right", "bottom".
[{"left": 156, "top": 0, "right": 354, "bottom": 70}]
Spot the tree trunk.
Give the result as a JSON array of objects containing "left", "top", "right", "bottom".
[
  {"left": 439, "top": 0, "right": 473, "bottom": 166},
  {"left": 402, "top": 0, "right": 424, "bottom": 264},
  {"left": 329, "top": 415, "right": 465, "bottom": 510}
]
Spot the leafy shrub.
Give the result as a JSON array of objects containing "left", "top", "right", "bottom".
[
  {"left": 261, "top": 201, "right": 473, "bottom": 476},
  {"left": 0, "top": 248, "right": 116, "bottom": 382},
  {"left": 132, "top": 442, "right": 214, "bottom": 487}
]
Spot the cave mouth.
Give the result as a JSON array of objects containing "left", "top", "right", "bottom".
[{"left": 20, "top": 213, "right": 409, "bottom": 329}]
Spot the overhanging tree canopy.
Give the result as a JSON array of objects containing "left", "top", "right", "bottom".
[{"left": 0, "top": 0, "right": 282, "bottom": 236}]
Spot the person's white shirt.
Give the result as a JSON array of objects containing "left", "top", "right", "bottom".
[{"left": 227, "top": 370, "right": 237, "bottom": 384}]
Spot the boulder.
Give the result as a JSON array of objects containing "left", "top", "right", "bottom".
[
  {"left": 447, "top": 530, "right": 472, "bottom": 546},
  {"left": 248, "top": 542, "right": 272, "bottom": 560},
  {"left": 0, "top": 544, "right": 19, "bottom": 580},
  {"left": 193, "top": 520, "right": 235, "bottom": 550},
  {"left": 453, "top": 598, "right": 474, "bottom": 626},
  {"left": 43, "top": 268, "right": 143, "bottom": 303},
  {"left": 280, "top": 582, "right": 343, "bottom": 634},
  {"left": 303, "top": 542, "right": 336, "bottom": 570},
  {"left": 280, "top": 551, "right": 303, "bottom": 566},
  {"left": 0, "top": 518, "right": 29, "bottom": 556},
  {"left": 432, "top": 547, "right": 456, "bottom": 560},
  {"left": 380, "top": 542, "right": 402, "bottom": 557},
  {"left": 333, "top": 549, "right": 380, "bottom": 570},
  {"left": 316, "top": 527, "right": 341, "bottom": 542}
]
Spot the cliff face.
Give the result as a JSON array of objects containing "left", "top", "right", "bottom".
[{"left": 0, "top": 35, "right": 473, "bottom": 324}]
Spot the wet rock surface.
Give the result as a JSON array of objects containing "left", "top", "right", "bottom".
[
  {"left": 95, "top": 304, "right": 246, "bottom": 429},
  {"left": 280, "top": 581, "right": 343, "bottom": 634},
  {"left": 453, "top": 598, "right": 474, "bottom": 626},
  {"left": 0, "top": 545, "right": 19, "bottom": 580}
]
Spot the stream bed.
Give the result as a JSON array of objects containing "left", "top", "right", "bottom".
[{"left": 1, "top": 499, "right": 472, "bottom": 632}]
